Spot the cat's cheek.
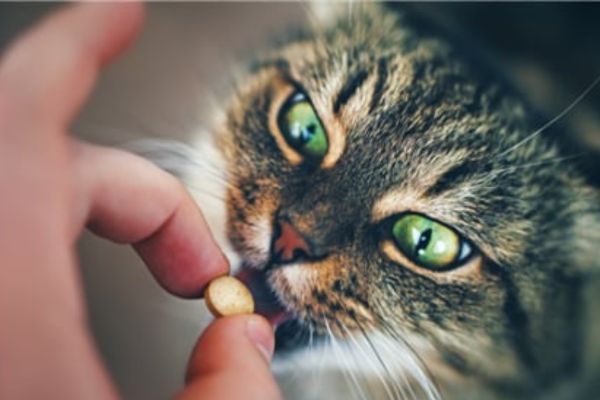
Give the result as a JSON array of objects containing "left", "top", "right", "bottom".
[
  {"left": 227, "top": 220, "right": 270, "bottom": 269},
  {"left": 225, "top": 180, "right": 280, "bottom": 269},
  {"left": 242, "top": 216, "right": 273, "bottom": 264},
  {"left": 268, "top": 265, "right": 318, "bottom": 309},
  {"left": 275, "top": 265, "right": 317, "bottom": 293}
]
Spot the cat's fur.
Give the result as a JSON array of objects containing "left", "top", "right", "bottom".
[{"left": 156, "top": 4, "right": 600, "bottom": 399}]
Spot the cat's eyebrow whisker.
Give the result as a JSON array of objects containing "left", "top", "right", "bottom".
[
  {"left": 427, "top": 152, "right": 584, "bottom": 200},
  {"left": 495, "top": 75, "right": 600, "bottom": 160},
  {"left": 486, "top": 153, "right": 584, "bottom": 176}
]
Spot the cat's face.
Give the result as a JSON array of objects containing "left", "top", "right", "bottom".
[{"left": 213, "top": 4, "right": 598, "bottom": 395}]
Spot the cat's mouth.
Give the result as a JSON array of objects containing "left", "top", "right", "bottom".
[
  {"left": 235, "top": 265, "right": 291, "bottom": 327},
  {"left": 235, "top": 264, "right": 320, "bottom": 353}
]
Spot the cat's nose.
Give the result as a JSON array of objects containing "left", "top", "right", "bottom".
[{"left": 271, "top": 219, "right": 313, "bottom": 264}]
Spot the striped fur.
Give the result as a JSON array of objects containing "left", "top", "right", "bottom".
[{"left": 190, "top": 3, "right": 600, "bottom": 399}]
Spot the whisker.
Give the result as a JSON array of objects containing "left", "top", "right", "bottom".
[
  {"left": 315, "top": 319, "right": 330, "bottom": 391},
  {"left": 373, "top": 330, "right": 422, "bottom": 400},
  {"left": 324, "top": 315, "right": 367, "bottom": 400},
  {"left": 496, "top": 75, "right": 600, "bottom": 159},
  {"left": 339, "top": 320, "right": 387, "bottom": 400},
  {"left": 377, "top": 320, "right": 442, "bottom": 400},
  {"left": 486, "top": 153, "right": 584, "bottom": 177},
  {"left": 339, "top": 321, "right": 399, "bottom": 400},
  {"left": 359, "top": 324, "right": 410, "bottom": 400}
]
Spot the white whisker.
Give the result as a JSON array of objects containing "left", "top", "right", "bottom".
[
  {"left": 378, "top": 323, "right": 442, "bottom": 400},
  {"left": 339, "top": 322, "right": 399, "bottom": 400},
  {"left": 497, "top": 75, "right": 600, "bottom": 159},
  {"left": 488, "top": 153, "right": 583, "bottom": 176},
  {"left": 324, "top": 316, "right": 368, "bottom": 400}
]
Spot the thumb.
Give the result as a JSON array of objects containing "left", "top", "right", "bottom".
[{"left": 177, "top": 315, "right": 282, "bottom": 400}]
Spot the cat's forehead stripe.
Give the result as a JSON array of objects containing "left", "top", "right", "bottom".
[
  {"left": 369, "top": 57, "right": 389, "bottom": 113},
  {"left": 425, "top": 160, "right": 482, "bottom": 197},
  {"left": 332, "top": 68, "right": 370, "bottom": 114}
]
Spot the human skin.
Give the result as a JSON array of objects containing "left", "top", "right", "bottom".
[{"left": 0, "top": 3, "right": 281, "bottom": 399}]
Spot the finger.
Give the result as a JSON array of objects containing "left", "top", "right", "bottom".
[
  {"left": 0, "top": 3, "right": 143, "bottom": 129},
  {"left": 0, "top": 5, "right": 143, "bottom": 398},
  {"left": 72, "top": 141, "right": 229, "bottom": 297},
  {"left": 178, "top": 315, "right": 281, "bottom": 400}
]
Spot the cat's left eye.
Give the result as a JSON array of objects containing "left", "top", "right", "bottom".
[
  {"left": 391, "top": 213, "right": 473, "bottom": 271},
  {"left": 277, "top": 92, "right": 328, "bottom": 161}
]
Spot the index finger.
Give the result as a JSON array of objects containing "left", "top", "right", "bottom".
[
  {"left": 73, "top": 141, "right": 230, "bottom": 298},
  {"left": 0, "top": 3, "right": 143, "bottom": 128}
]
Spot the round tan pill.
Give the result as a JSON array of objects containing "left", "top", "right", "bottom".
[{"left": 205, "top": 276, "right": 255, "bottom": 317}]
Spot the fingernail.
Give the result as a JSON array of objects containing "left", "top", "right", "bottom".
[{"left": 245, "top": 316, "right": 274, "bottom": 362}]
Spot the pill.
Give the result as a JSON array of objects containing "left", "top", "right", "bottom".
[{"left": 205, "top": 276, "right": 255, "bottom": 317}]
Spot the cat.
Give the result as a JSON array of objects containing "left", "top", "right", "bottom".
[{"left": 140, "top": 3, "right": 600, "bottom": 399}]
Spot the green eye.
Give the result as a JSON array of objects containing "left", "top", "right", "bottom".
[
  {"left": 391, "top": 213, "right": 472, "bottom": 271},
  {"left": 277, "top": 92, "right": 328, "bottom": 160}
]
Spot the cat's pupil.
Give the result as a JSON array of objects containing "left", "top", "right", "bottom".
[
  {"left": 290, "top": 122, "right": 315, "bottom": 144},
  {"left": 415, "top": 228, "right": 433, "bottom": 257},
  {"left": 302, "top": 123, "right": 316, "bottom": 142}
]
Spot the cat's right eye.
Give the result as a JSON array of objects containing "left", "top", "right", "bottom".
[
  {"left": 276, "top": 92, "right": 328, "bottom": 161},
  {"left": 391, "top": 213, "right": 474, "bottom": 272}
]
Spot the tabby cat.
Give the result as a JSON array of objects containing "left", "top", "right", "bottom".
[{"left": 150, "top": 3, "right": 600, "bottom": 399}]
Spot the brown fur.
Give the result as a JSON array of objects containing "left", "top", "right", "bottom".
[{"left": 204, "top": 4, "right": 600, "bottom": 399}]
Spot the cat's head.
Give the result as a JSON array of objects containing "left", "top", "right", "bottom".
[{"left": 209, "top": 4, "right": 600, "bottom": 397}]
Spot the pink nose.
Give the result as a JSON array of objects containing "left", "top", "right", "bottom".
[{"left": 272, "top": 220, "right": 311, "bottom": 263}]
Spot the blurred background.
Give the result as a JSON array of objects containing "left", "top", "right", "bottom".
[{"left": 0, "top": 3, "right": 598, "bottom": 399}]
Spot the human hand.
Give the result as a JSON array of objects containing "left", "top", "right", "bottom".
[{"left": 0, "top": 4, "right": 280, "bottom": 399}]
